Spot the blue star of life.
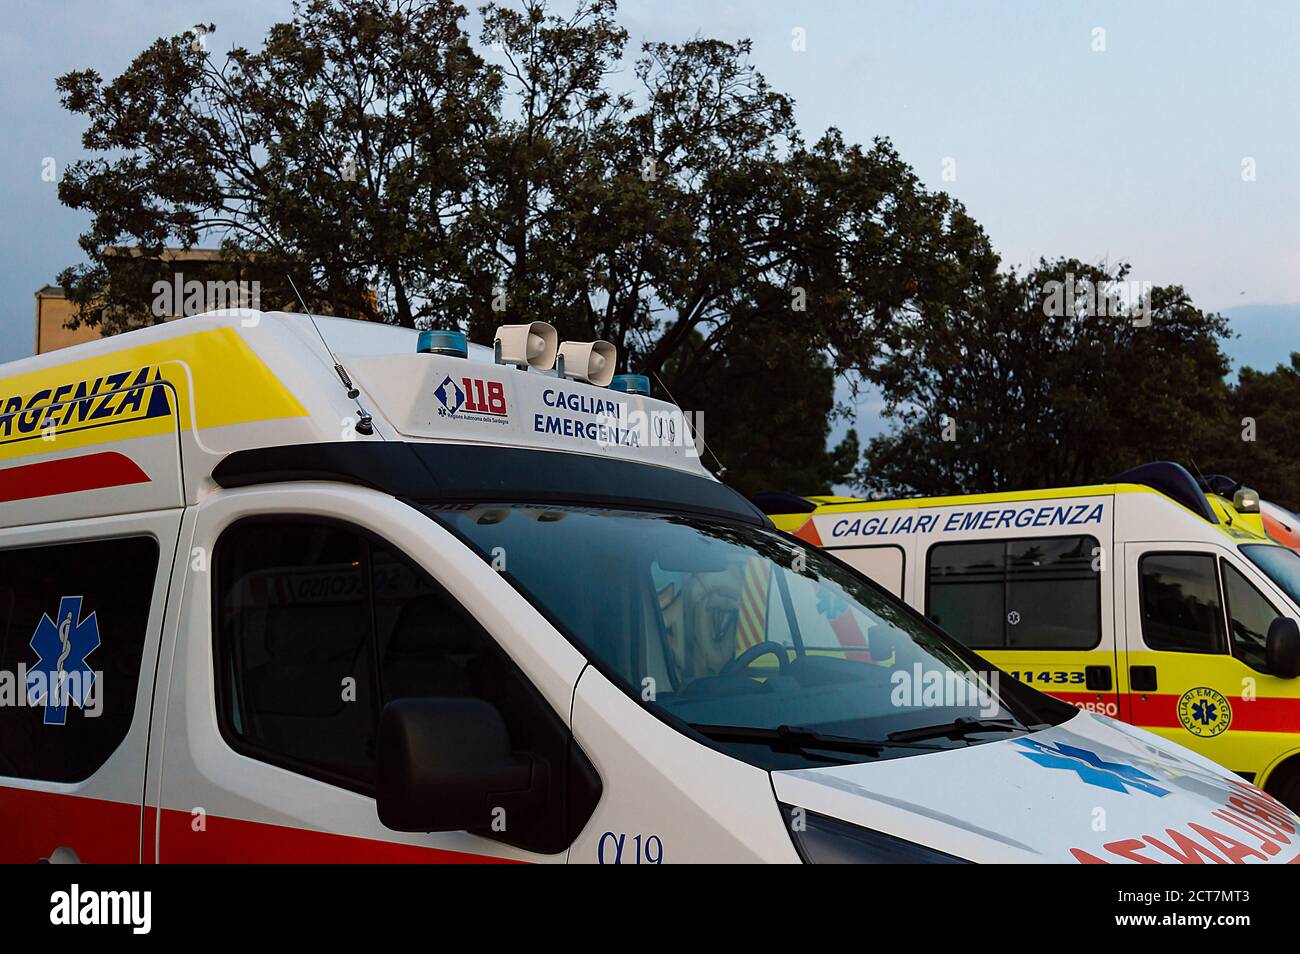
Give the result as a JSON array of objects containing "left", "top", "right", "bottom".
[
  {"left": 27, "top": 596, "right": 101, "bottom": 726},
  {"left": 1015, "top": 738, "right": 1170, "bottom": 797}
]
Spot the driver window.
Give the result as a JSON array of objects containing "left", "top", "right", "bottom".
[
  {"left": 1221, "top": 560, "right": 1279, "bottom": 673},
  {"left": 1138, "top": 552, "right": 1225, "bottom": 654},
  {"left": 216, "top": 519, "right": 533, "bottom": 794}
]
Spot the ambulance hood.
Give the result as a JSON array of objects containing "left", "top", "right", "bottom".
[{"left": 771, "top": 711, "right": 1300, "bottom": 863}]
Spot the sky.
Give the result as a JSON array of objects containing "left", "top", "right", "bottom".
[{"left": 1, "top": 0, "right": 1297, "bottom": 440}]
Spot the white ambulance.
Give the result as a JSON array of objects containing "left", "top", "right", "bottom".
[{"left": 1, "top": 313, "right": 1296, "bottom": 864}]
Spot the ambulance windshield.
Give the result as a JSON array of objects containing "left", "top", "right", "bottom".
[
  {"left": 428, "top": 504, "right": 1036, "bottom": 767},
  {"left": 1242, "top": 544, "right": 1300, "bottom": 607}
]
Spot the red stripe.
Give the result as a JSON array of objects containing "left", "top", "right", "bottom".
[
  {"left": 158, "top": 808, "right": 522, "bottom": 863},
  {"left": 0, "top": 786, "right": 139, "bottom": 863},
  {"left": 1034, "top": 690, "right": 1124, "bottom": 719},
  {"left": 1043, "top": 691, "right": 1120, "bottom": 711},
  {"left": 0, "top": 786, "right": 521, "bottom": 863},
  {"left": 737, "top": 585, "right": 765, "bottom": 638},
  {"left": 142, "top": 804, "right": 158, "bottom": 864},
  {"left": 0, "top": 451, "right": 149, "bottom": 503},
  {"left": 1130, "top": 693, "right": 1300, "bottom": 733},
  {"left": 821, "top": 592, "right": 872, "bottom": 663}
]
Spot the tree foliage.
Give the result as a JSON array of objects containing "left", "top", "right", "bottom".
[
  {"left": 1202, "top": 355, "right": 1300, "bottom": 512},
  {"left": 55, "top": 0, "right": 988, "bottom": 494},
  {"left": 57, "top": 0, "right": 496, "bottom": 326},
  {"left": 57, "top": 1, "right": 1278, "bottom": 505},
  {"left": 856, "top": 259, "right": 1235, "bottom": 496}
]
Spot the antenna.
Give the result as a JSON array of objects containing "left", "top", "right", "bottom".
[
  {"left": 649, "top": 366, "right": 726, "bottom": 479},
  {"left": 1188, "top": 457, "right": 1229, "bottom": 525},
  {"left": 285, "top": 274, "right": 373, "bottom": 435},
  {"left": 286, "top": 275, "right": 359, "bottom": 400},
  {"left": 630, "top": 327, "right": 727, "bottom": 478}
]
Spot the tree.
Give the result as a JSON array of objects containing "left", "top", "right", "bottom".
[
  {"left": 55, "top": 0, "right": 993, "bottom": 495},
  {"left": 662, "top": 318, "right": 860, "bottom": 498},
  {"left": 1201, "top": 355, "right": 1300, "bottom": 511},
  {"left": 855, "top": 258, "right": 1234, "bottom": 496},
  {"left": 57, "top": 0, "right": 497, "bottom": 329}
]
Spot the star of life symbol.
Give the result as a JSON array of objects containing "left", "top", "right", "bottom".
[
  {"left": 434, "top": 375, "right": 466, "bottom": 417},
  {"left": 1191, "top": 698, "right": 1217, "bottom": 725},
  {"left": 1014, "top": 738, "right": 1170, "bottom": 797},
  {"left": 814, "top": 587, "right": 848, "bottom": 621},
  {"left": 27, "top": 596, "right": 100, "bottom": 726}
]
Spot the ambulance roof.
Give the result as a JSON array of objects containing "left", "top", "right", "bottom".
[
  {"left": 766, "top": 477, "right": 1279, "bottom": 548},
  {"left": 0, "top": 310, "right": 721, "bottom": 527},
  {"left": 784, "top": 483, "right": 1140, "bottom": 514}
]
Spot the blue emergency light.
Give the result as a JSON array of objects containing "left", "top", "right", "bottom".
[
  {"left": 417, "top": 329, "right": 468, "bottom": 358},
  {"left": 609, "top": 374, "right": 651, "bottom": 396}
]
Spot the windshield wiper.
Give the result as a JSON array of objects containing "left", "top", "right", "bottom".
[
  {"left": 689, "top": 723, "right": 943, "bottom": 756},
  {"left": 887, "top": 716, "right": 1022, "bottom": 744}
]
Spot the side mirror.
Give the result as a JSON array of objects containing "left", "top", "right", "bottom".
[
  {"left": 376, "top": 697, "right": 546, "bottom": 833},
  {"left": 1266, "top": 617, "right": 1300, "bottom": 679}
]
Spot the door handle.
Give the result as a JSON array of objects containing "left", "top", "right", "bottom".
[
  {"left": 1130, "top": 665, "right": 1158, "bottom": 692},
  {"left": 37, "top": 846, "right": 81, "bottom": 864},
  {"left": 1084, "top": 666, "right": 1112, "bottom": 691}
]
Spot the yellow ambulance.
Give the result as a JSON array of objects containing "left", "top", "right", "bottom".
[{"left": 760, "top": 462, "right": 1300, "bottom": 810}]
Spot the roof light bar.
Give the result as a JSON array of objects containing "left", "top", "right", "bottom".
[
  {"left": 609, "top": 374, "right": 651, "bottom": 396},
  {"left": 416, "top": 329, "right": 468, "bottom": 358},
  {"left": 1234, "top": 486, "right": 1261, "bottom": 514}
]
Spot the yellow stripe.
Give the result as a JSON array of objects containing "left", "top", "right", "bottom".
[
  {"left": 0, "top": 328, "right": 308, "bottom": 462},
  {"left": 802, "top": 484, "right": 1152, "bottom": 514},
  {"left": 735, "top": 558, "right": 770, "bottom": 651}
]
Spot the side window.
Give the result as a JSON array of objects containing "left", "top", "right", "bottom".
[
  {"left": 1005, "top": 537, "right": 1100, "bottom": 649},
  {"left": 927, "top": 541, "right": 1003, "bottom": 648},
  {"left": 1138, "top": 553, "right": 1224, "bottom": 654},
  {"left": 0, "top": 536, "right": 159, "bottom": 782},
  {"left": 215, "top": 522, "right": 376, "bottom": 787},
  {"left": 215, "top": 520, "right": 551, "bottom": 796},
  {"left": 1222, "top": 560, "right": 1279, "bottom": 672},
  {"left": 926, "top": 536, "right": 1100, "bottom": 650},
  {"left": 828, "top": 546, "right": 905, "bottom": 598}
]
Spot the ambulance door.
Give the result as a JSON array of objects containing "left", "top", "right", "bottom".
[
  {"left": 1121, "top": 542, "right": 1300, "bottom": 783},
  {"left": 924, "top": 529, "right": 1120, "bottom": 717},
  {"left": 0, "top": 508, "right": 183, "bottom": 863},
  {"left": 150, "top": 486, "right": 589, "bottom": 863}
]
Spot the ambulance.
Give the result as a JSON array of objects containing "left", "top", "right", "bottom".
[
  {"left": 1193, "top": 473, "right": 1300, "bottom": 553},
  {"left": 0, "top": 313, "right": 1296, "bottom": 865},
  {"left": 1197, "top": 474, "right": 1300, "bottom": 554},
  {"left": 763, "top": 462, "right": 1300, "bottom": 813}
]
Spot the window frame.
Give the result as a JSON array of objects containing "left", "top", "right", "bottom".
[
  {"left": 1219, "top": 556, "right": 1280, "bottom": 673},
  {"left": 924, "top": 533, "right": 1104, "bottom": 651},
  {"left": 1135, "top": 549, "right": 1229, "bottom": 656},
  {"left": 211, "top": 513, "right": 519, "bottom": 797}
]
